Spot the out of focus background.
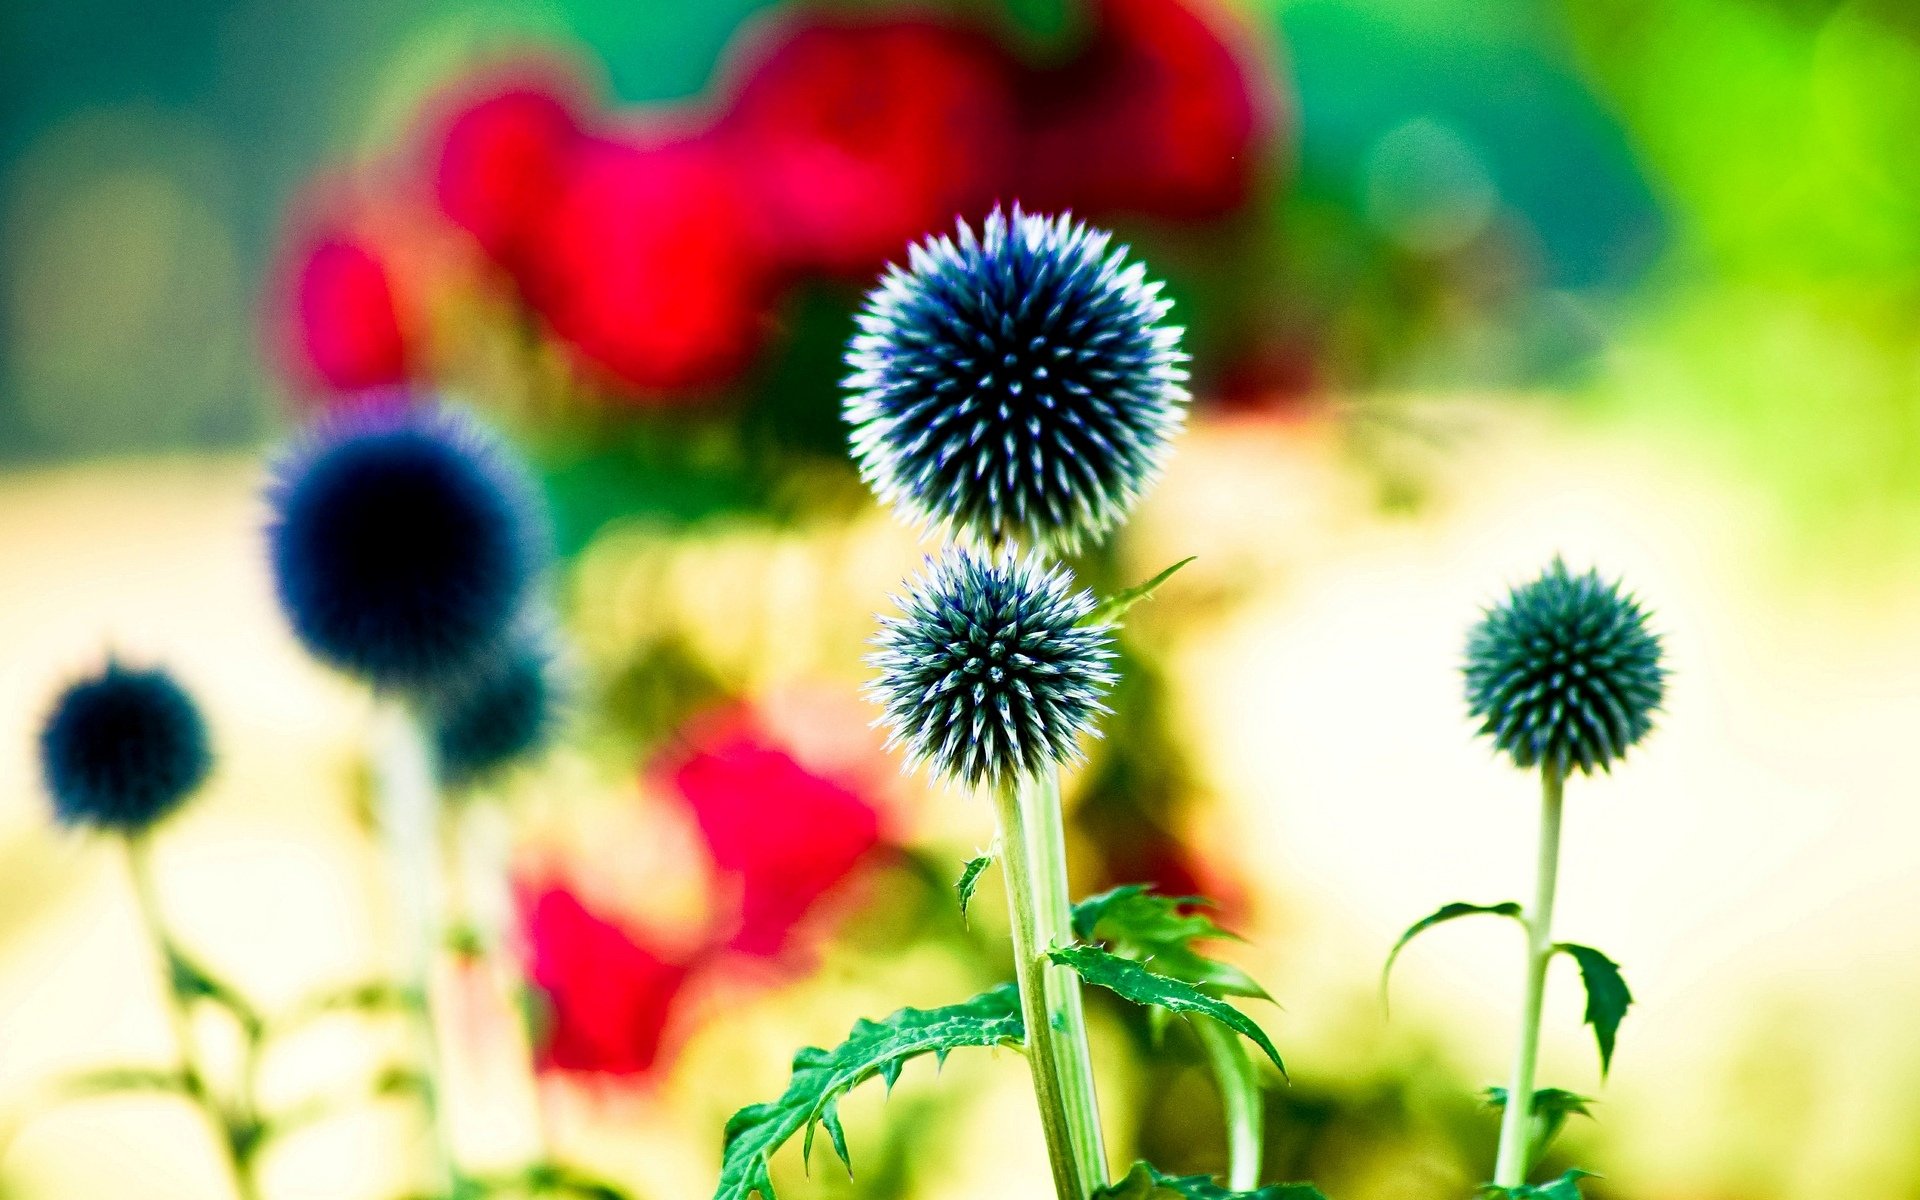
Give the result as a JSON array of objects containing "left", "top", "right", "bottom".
[{"left": 6, "top": 0, "right": 1920, "bottom": 1197}]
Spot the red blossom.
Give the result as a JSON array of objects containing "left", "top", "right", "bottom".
[
  {"left": 428, "top": 66, "right": 588, "bottom": 281},
  {"left": 671, "top": 724, "right": 885, "bottom": 958},
  {"left": 285, "top": 230, "right": 413, "bottom": 394},
  {"left": 520, "top": 883, "right": 691, "bottom": 1076},
  {"left": 1019, "top": 0, "right": 1282, "bottom": 221},
  {"left": 524, "top": 130, "right": 771, "bottom": 396},
  {"left": 718, "top": 15, "right": 1020, "bottom": 276}
]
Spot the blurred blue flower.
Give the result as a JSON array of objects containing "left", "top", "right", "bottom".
[
  {"left": 1465, "top": 558, "right": 1665, "bottom": 777},
  {"left": 267, "top": 398, "right": 547, "bottom": 691},
  {"left": 40, "top": 662, "right": 211, "bottom": 833},
  {"left": 431, "top": 624, "right": 564, "bottom": 789},
  {"left": 868, "top": 547, "right": 1116, "bottom": 788},
  {"left": 845, "top": 207, "right": 1188, "bottom": 552}
]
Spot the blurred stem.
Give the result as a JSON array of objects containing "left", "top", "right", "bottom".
[
  {"left": 446, "top": 799, "right": 555, "bottom": 1163},
  {"left": 1492, "top": 764, "right": 1565, "bottom": 1189},
  {"left": 992, "top": 766, "right": 1108, "bottom": 1200},
  {"left": 373, "top": 701, "right": 460, "bottom": 1197},
  {"left": 125, "top": 834, "right": 263, "bottom": 1200},
  {"left": 1194, "top": 1016, "right": 1263, "bottom": 1191}
]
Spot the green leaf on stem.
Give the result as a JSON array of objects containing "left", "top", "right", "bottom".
[
  {"left": 1083, "top": 558, "right": 1197, "bottom": 628},
  {"left": 1478, "top": 1169, "right": 1595, "bottom": 1199},
  {"left": 1380, "top": 901, "right": 1524, "bottom": 1011},
  {"left": 277, "top": 981, "right": 421, "bottom": 1033},
  {"left": 1483, "top": 1087, "right": 1594, "bottom": 1157},
  {"left": 1554, "top": 944, "right": 1633, "bottom": 1076},
  {"left": 955, "top": 855, "right": 994, "bottom": 925},
  {"left": 1095, "top": 1161, "right": 1329, "bottom": 1199},
  {"left": 1049, "top": 944, "right": 1284, "bottom": 1077},
  {"left": 1071, "top": 885, "right": 1268, "bottom": 1000},
  {"left": 714, "top": 985, "right": 1024, "bottom": 1200},
  {"left": 52, "top": 1066, "right": 195, "bottom": 1100},
  {"left": 164, "top": 945, "right": 264, "bottom": 1037}
]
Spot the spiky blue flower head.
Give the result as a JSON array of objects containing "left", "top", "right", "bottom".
[
  {"left": 868, "top": 547, "right": 1117, "bottom": 789},
  {"left": 39, "top": 661, "right": 211, "bottom": 833},
  {"left": 267, "top": 398, "right": 548, "bottom": 692},
  {"left": 844, "top": 207, "right": 1189, "bottom": 553},
  {"left": 1465, "top": 558, "right": 1666, "bottom": 777},
  {"left": 431, "top": 625, "right": 565, "bottom": 790}
]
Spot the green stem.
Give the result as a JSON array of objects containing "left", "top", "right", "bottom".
[
  {"left": 1194, "top": 1016, "right": 1263, "bottom": 1191},
  {"left": 447, "top": 800, "right": 555, "bottom": 1164},
  {"left": 125, "top": 835, "right": 264, "bottom": 1200},
  {"left": 373, "top": 701, "right": 460, "bottom": 1197},
  {"left": 1492, "top": 764, "right": 1565, "bottom": 1189},
  {"left": 991, "top": 766, "right": 1108, "bottom": 1200}
]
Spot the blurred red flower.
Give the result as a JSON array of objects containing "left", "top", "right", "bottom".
[
  {"left": 428, "top": 67, "right": 588, "bottom": 282},
  {"left": 719, "top": 15, "right": 1019, "bottom": 275},
  {"left": 520, "top": 883, "right": 691, "bottom": 1076},
  {"left": 524, "top": 130, "right": 771, "bottom": 395},
  {"left": 1020, "top": 0, "right": 1281, "bottom": 220},
  {"left": 286, "top": 231, "right": 413, "bottom": 394},
  {"left": 672, "top": 723, "right": 885, "bottom": 958}
]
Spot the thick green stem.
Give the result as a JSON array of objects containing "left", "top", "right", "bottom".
[
  {"left": 1492, "top": 764, "right": 1565, "bottom": 1189},
  {"left": 372, "top": 701, "right": 459, "bottom": 1196},
  {"left": 125, "top": 836, "right": 263, "bottom": 1200},
  {"left": 992, "top": 767, "right": 1108, "bottom": 1200},
  {"left": 1194, "top": 1015, "right": 1263, "bottom": 1191}
]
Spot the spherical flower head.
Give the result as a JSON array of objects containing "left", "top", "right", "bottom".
[
  {"left": 845, "top": 207, "right": 1189, "bottom": 553},
  {"left": 267, "top": 398, "right": 548, "bottom": 691},
  {"left": 868, "top": 548, "right": 1117, "bottom": 788},
  {"left": 1465, "top": 558, "right": 1666, "bottom": 777},
  {"left": 39, "top": 662, "right": 211, "bottom": 833},
  {"left": 431, "top": 627, "right": 564, "bottom": 789}
]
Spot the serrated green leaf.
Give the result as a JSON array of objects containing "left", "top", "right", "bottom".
[
  {"left": 1084, "top": 558, "right": 1197, "bottom": 627},
  {"left": 1479, "top": 1168, "right": 1596, "bottom": 1199},
  {"left": 714, "top": 985, "right": 1023, "bottom": 1200},
  {"left": 955, "top": 855, "right": 994, "bottom": 926},
  {"left": 1096, "top": 1161, "right": 1329, "bottom": 1199},
  {"left": 1071, "top": 885, "right": 1268, "bottom": 1000},
  {"left": 1555, "top": 944, "right": 1632, "bottom": 1077},
  {"left": 1380, "top": 901, "right": 1524, "bottom": 1011},
  {"left": 1484, "top": 1087, "right": 1594, "bottom": 1158},
  {"left": 1049, "top": 944, "right": 1285, "bottom": 1078}
]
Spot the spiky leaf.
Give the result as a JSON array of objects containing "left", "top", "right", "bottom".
[
  {"left": 714, "top": 985, "right": 1024, "bottom": 1200},
  {"left": 955, "top": 855, "right": 994, "bottom": 925},
  {"left": 1555, "top": 944, "right": 1632, "bottom": 1076},
  {"left": 1049, "top": 944, "right": 1284, "bottom": 1077},
  {"left": 1479, "top": 1169, "right": 1595, "bottom": 1199},
  {"left": 1096, "top": 1161, "right": 1328, "bottom": 1199},
  {"left": 1381, "top": 901, "right": 1524, "bottom": 1009},
  {"left": 1071, "top": 885, "right": 1267, "bottom": 999},
  {"left": 1484, "top": 1087, "right": 1594, "bottom": 1157},
  {"left": 1085, "top": 558, "right": 1197, "bottom": 628}
]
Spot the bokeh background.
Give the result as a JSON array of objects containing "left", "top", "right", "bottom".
[{"left": 6, "top": 0, "right": 1920, "bottom": 1197}]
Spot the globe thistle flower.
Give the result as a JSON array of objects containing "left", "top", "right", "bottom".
[
  {"left": 844, "top": 207, "right": 1189, "bottom": 553},
  {"left": 431, "top": 626, "right": 565, "bottom": 789},
  {"left": 39, "top": 662, "right": 212, "bottom": 833},
  {"left": 868, "top": 548, "right": 1117, "bottom": 788},
  {"left": 267, "top": 398, "right": 548, "bottom": 691},
  {"left": 1465, "top": 558, "right": 1666, "bottom": 777}
]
